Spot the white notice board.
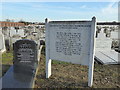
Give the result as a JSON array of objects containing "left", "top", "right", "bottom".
[
  {"left": 45, "top": 17, "right": 96, "bottom": 87},
  {"left": 48, "top": 22, "right": 91, "bottom": 65}
]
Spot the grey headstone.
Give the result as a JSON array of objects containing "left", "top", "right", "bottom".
[
  {"left": 13, "top": 39, "right": 38, "bottom": 74},
  {"left": 5, "top": 39, "right": 10, "bottom": 51},
  {"left": 1, "top": 39, "right": 39, "bottom": 88}
]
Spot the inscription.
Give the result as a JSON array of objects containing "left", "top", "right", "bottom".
[
  {"left": 16, "top": 44, "right": 34, "bottom": 63},
  {"left": 50, "top": 24, "right": 91, "bottom": 29},
  {"left": 55, "top": 32, "right": 82, "bottom": 55}
]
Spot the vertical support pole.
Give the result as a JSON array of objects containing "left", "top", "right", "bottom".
[
  {"left": 88, "top": 17, "right": 96, "bottom": 87},
  {"left": 45, "top": 18, "right": 51, "bottom": 78},
  {"left": 118, "top": 2, "right": 120, "bottom": 80}
]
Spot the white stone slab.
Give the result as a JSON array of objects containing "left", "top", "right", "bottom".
[
  {"left": 111, "top": 31, "right": 119, "bottom": 39},
  {"left": 101, "top": 50, "right": 120, "bottom": 63},
  {"left": 95, "top": 38, "right": 112, "bottom": 51},
  {"left": 95, "top": 50, "right": 120, "bottom": 64}
]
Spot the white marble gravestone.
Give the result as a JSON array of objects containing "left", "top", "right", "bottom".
[
  {"left": 111, "top": 31, "right": 119, "bottom": 39},
  {"left": 97, "top": 28, "right": 106, "bottom": 38},
  {"left": 11, "top": 35, "right": 21, "bottom": 44},
  {"left": 96, "top": 28, "right": 112, "bottom": 51},
  {"left": 0, "top": 29, "right": 6, "bottom": 53},
  {"left": 10, "top": 27, "right": 25, "bottom": 38},
  {"left": 45, "top": 17, "right": 96, "bottom": 87}
]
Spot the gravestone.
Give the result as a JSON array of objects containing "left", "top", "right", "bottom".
[
  {"left": 5, "top": 39, "right": 10, "bottom": 51},
  {"left": 2, "top": 39, "right": 39, "bottom": 88},
  {"left": 96, "top": 28, "right": 112, "bottom": 51},
  {"left": 111, "top": 31, "right": 119, "bottom": 40},
  {"left": 0, "top": 29, "right": 6, "bottom": 53},
  {"left": 45, "top": 17, "right": 96, "bottom": 87},
  {"left": 11, "top": 35, "right": 21, "bottom": 44},
  {"left": 97, "top": 28, "right": 106, "bottom": 38},
  {"left": 13, "top": 39, "right": 38, "bottom": 74}
]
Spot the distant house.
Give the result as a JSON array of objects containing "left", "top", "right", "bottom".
[
  {"left": 0, "top": 22, "right": 25, "bottom": 45},
  {"left": 0, "top": 22, "right": 25, "bottom": 38},
  {"left": 0, "top": 21, "right": 25, "bottom": 27}
]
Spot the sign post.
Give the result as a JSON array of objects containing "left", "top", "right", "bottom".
[
  {"left": 88, "top": 17, "right": 96, "bottom": 87},
  {"left": 45, "top": 17, "right": 96, "bottom": 87},
  {"left": 45, "top": 18, "right": 51, "bottom": 78}
]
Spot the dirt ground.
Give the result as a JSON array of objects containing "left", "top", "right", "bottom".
[
  {"left": 1, "top": 48, "right": 120, "bottom": 88},
  {"left": 34, "top": 52, "right": 120, "bottom": 88}
]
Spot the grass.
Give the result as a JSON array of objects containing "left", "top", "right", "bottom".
[
  {"left": 52, "top": 60, "right": 71, "bottom": 65},
  {"left": 2, "top": 51, "right": 13, "bottom": 65},
  {"left": 1, "top": 50, "right": 13, "bottom": 77},
  {"left": 34, "top": 47, "right": 120, "bottom": 88}
]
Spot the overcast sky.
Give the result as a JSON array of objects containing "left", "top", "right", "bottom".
[{"left": 1, "top": 2, "right": 119, "bottom": 22}]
